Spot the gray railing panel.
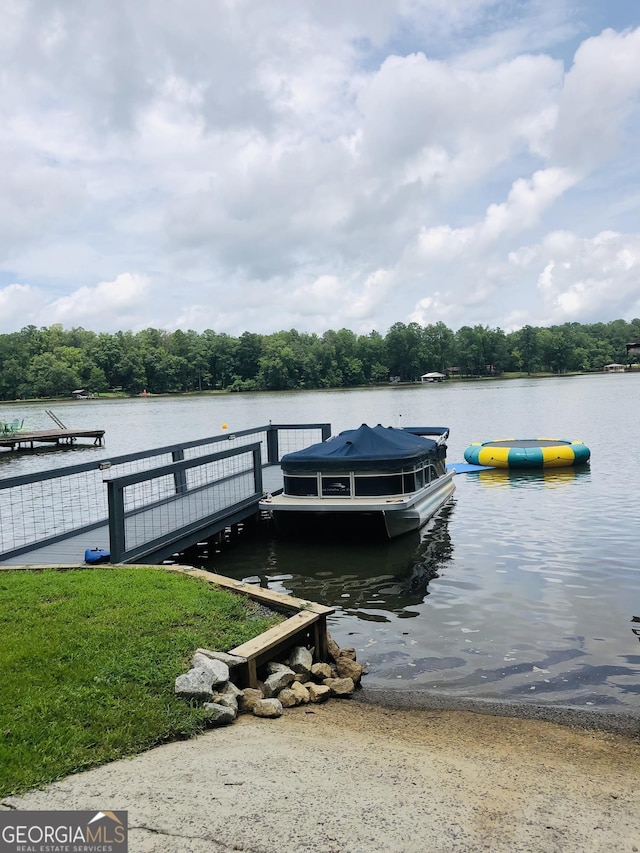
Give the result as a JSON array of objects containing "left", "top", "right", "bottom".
[
  {"left": 0, "top": 423, "right": 329, "bottom": 561},
  {"left": 108, "top": 444, "right": 263, "bottom": 563}
]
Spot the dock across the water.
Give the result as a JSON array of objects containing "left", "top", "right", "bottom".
[{"left": 0, "top": 428, "right": 105, "bottom": 451}]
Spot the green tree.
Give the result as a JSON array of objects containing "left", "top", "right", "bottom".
[
  {"left": 236, "top": 332, "right": 263, "bottom": 382},
  {"left": 423, "top": 322, "right": 454, "bottom": 374},
  {"left": 514, "top": 325, "right": 539, "bottom": 374},
  {"left": 257, "top": 333, "right": 303, "bottom": 390},
  {"left": 384, "top": 322, "right": 424, "bottom": 381},
  {"left": 28, "top": 353, "right": 81, "bottom": 397}
]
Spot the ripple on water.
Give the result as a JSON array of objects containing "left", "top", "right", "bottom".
[{"left": 173, "top": 377, "right": 640, "bottom": 711}]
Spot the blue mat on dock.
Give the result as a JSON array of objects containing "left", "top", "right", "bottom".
[{"left": 447, "top": 462, "right": 496, "bottom": 473}]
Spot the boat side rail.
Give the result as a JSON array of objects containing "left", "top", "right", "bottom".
[{"left": 282, "top": 459, "right": 443, "bottom": 498}]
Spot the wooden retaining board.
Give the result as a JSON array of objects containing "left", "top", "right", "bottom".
[{"left": 165, "top": 567, "right": 334, "bottom": 687}]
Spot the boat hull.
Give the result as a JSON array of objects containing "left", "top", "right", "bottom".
[{"left": 260, "top": 470, "right": 455, "bottom": 540}]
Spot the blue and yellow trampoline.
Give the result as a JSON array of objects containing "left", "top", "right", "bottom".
[{"left": 463, "top": 438, "right": 590, "bottom": 469}]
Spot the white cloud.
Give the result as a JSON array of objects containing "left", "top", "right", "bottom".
[
  {"left": 40, "top": 274, "right": 151, "bottom": 331},
  {"left": 0, "top": 284, "right": 41, "bottom": 331},
  {"left": 551, "top": 26, "right": 640, "bottom": 170},
  {"left": 0, "top": 2, "right": 639, "bottom": 337},
  {"left": 510, "top": 230, "right": 640, "bottom": 324},
  {"left": 480, "top": 168, "right": 579, "bottom": 241},
  {"left": 357, "top": 51, "right": 562, "bottom": 186}
]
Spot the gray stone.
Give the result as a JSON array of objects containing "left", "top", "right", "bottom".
[
  {"left": 191, "top": 653, "right": 230, "bottom": 685},
  {"left": 211, "top": 694, "right": 239, "bottom": 715},
  {"left": 238, "top": 688, "right": 264, "bottom": 713},
  {"left": 253, "top": 698, "right": 283, "bottom": 718},
  {"left": 202, "top": 703, "right": 236, "bottom": 725},
  {"left": 195, "top": 648, "right": 247, "bottom": 668},
  {"left": 265, "top": 661, "right": 291, "bottom": 675},
  {"left": 288, "top": 646, "right": 313, "bottom": 675},
  {"left": 216, "top": 680, "right": 243, "bottom": 699},
  {"left": 174, "top": 667, "right": 215, "bottom": 698},
  {"left": 324, "top": 677, "right": 355, "bottom": 697},
  {"left": 263, "top": 667, "right": 296, "bottom": 698}
]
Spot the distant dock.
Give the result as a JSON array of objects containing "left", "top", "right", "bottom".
[{"left": 0, "top": 429, "right": 105, "bottom": 452}]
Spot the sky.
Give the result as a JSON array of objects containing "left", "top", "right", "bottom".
[{"left": 1, "top": 0, "right": 640, "bottom": 338}]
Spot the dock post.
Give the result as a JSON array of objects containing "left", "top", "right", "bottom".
[
  {"left": 106, "top": 481, "right": 126, "bottom": 563},
  {"left": 266, "top": 425, "right": 279, "bottom": 464},
  {"left": 172, "top": 449, "right": 187, "bottom": 494}
]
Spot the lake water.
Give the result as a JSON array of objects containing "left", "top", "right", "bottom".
[{"left": 2, "top": 374, "right": 639, "bottom": 712}]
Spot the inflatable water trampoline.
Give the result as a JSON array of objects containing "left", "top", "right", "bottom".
[{"left": 463, "top": 438, "right": 590, "bottom": 469}]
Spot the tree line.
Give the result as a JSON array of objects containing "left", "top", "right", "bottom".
[{"left": 0, "top": 318, "right": 639, "bottom": 400}]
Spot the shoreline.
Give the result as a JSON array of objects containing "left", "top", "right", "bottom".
[
  {"left": 354, "top": 687, "right": 640, "bottom": 738},
  {"left": 3, "top": 367, "right": 639, "bottom": 407}
]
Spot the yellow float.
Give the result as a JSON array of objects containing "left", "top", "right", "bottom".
[{"left": 463, "top": 438, "right": 590, "bottom": 469}]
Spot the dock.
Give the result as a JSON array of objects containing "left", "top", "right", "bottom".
[
  {"left": 0, "top": 428, "right": 105, "bottom": 451},
  {"left": 0, "top": 422, "right": 330, "bottom": 566},
  {"left": 0, "top": 464, "right": 284, "bottom": 566}
]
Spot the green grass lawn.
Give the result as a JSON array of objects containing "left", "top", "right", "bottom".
[{"left": 0, "top": 567, "right": 281, "bottom": 797}]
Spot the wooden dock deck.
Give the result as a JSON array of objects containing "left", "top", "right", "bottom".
[{"left": 0, "top": 428, "right": 105, "bottom": 451}]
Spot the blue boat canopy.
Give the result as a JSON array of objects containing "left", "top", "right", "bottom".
[{"left": 281, "top": 424, "right": 449, "bottom": 473}]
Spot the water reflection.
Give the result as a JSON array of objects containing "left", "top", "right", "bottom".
[
  {"left": 196, "top": 506, "right": 455, "bottom": 620},
  {"left": 474, "top": 466, "right": 591, "bottom": 489}
]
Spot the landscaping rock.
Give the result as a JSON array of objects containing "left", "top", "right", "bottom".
[
  {"left": 202, "top": 703, "right": 236, "bottom": 725},
  {"left": 338, "top": 647, "right": 357, "bottom": 661},
  {"left": 263, "top": 667, "right": 296, "bottom": 698},
  {"left": 238, "top": 688, "right": 264, "bottom": 713},
  {"left": 175, "top": 625, "right": 367, "bottom": 725},
  {"left": 216, "top": 680, "right": 243, "bottom": 699},
  {"left": 326, "top": 633, "right": 341, "bottom": 663},
  {"left": 195, "top": 648, "right": 247, "bottom": 669},
  {"left": 288, "top": 646, "right": 313, "bottom": 675},
  {"left": 307, "top": 683, "right": 331, "bottom": 703},
  {"left": 253, "top": 698, "right": 283, "bottom": 718},
  {"left": 311, "top": 662, "right": 333, "bottom": 681},
  {"left": 277, "top": 688, "right": 298, "bottom": 708},
  {"left": 265, "top": 661, "right": 291, "bottom": 675},
  {"left": 324, "top": 677, "right": 355, "bottom": 697},
  {"left": 211, "top": 694, "right": 239, "bottom": 715},
  {"left": 174, "top": 667, "right": 216, "bottom": 698},
  {"left": 191, "top": 653, "right": 230, "bottom": 685},
  {"left": 290, "top": 681, "right": 311, "bottom": 704},
  {"left": 336, "top": 656, "right": 363, "bottom": 685}
]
